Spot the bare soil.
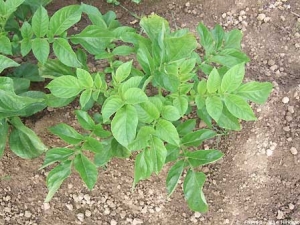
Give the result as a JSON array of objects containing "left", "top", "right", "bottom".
[{"left": 0, "top": 0, "right": 300, "bottom": 224}]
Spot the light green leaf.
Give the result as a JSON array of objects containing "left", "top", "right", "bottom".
[
  {"left": 161, "top": 105, "right": 181, "bottom": 121},
  {"left": 46, "top": 75, "right": 83, "bottom": 98},
  {"left": 74, "top": 153, "right": 98, "bottom": 190},
  {"left": 186, "top": 149, "right": 224, "bottom": 167},
  {"left": 0, "top": 36, "right": 12, "bottom": 55},
  {"left": 236, "top": 81, "right": 273, "bottom": 104},
  {"left": 9, "top": 117, "right": 47, "bottom": 159},
  {"left": 32, "top": 6, "right": 49, "bottom": 37},
  {"left": 123, "top": 88, "right": 148, "bottom": 105},
  {"left": 207, "top": 68, "right": 221, "bottom": 93},
  {"left": 48, "top": 123, "right": 84, "bottom": 144},
  {"left": 206, "top": 96, "right": 223, "bottom": 122},
  {"left": 183, "top": 170, "right": 208, "bottom": 212},
  {"left": 134, "top": 149, "right": 153, "bottom": 186},
  {"left": 197, "top": 23, "right": 214, "bottom": 55},
  {"left": 53, "top": 38, "right": 82, "bottom": 68},
  {"left": 45, "top": 160, "right": 72, "bottom": 202},
  {"left": 210, "top": 48, "right": 250, "bottom": 68},
  {"left": 128, "top": 126, "right": 155, "bottom": 151},
  {"left": 21, "top": 39, "right": 32, "bottom": 57},
  {"left": 224, "top": 29, "right": 242, "bottom": 50},
  {"left": 0, "top": 119, "right": 9, "bottom": 158},
  {"left": 166, "top": 160, "right": 184, "bottom": 196},
  {"left": 0, "top": 55, "right": 19, "bottom": 73},
  {"left": 155, "top": 119, "right": 180, "bottom": 146},
  {"left": 182, "top": 129, "right": 216, "bottom": 147},
  {"left": 75, "top": 110, "right": 95, "bottom": 130},
  {"left": 217, "top": 106, "right": 241, "bottom": 130},
  {"left": 111, "top": 105, "right": 138, "bottom": 147},
  {"left": 80, "top": 89, "right": 92, "bottom": 109},
  {"left": 102, "top": 95, "right": 124, "bottom": 122},
  {"left": 140, "top": 14, "right": 169, "bottom": 41},
  {"left": 137, "top": 44, "right": 154, "bottom": 74},
  {"left": 149, "top": 136, "right": 167, "bottom": 174},
  {"left": 112, "top": 45, "right": 134, "bottom": 56},
  {"left": 173, "top": 95, "right": 188, "bottom": 116},
  {"left": 111, "top": 138, "right": 131, "bottom": 158},
  {"left": 41, "top": 147, "right": 74, "bottom": 169},
  {"left": 221, "top": 63, "right": 245, "bottom": 93},
  {"left": 32, "top": 38, "right": 49, "bottom": 64},
  {"left": 176, "top": 119, "right": 196, "bottom": 136},
  {"left": 80, "top": 3, "right": 106, "bottom": 29},
  {"left": 115, "top": 60, "right": 132, "bottom": 83},
  {"left": 49, "top": 5, "right": 82, "bottom": 36},
  {"left": 76, "top": 68, "right": 93, "bottom": 88},
  {"left": 20, "top": 21, "right": 33, "bottom": 39},
  {"left": 93, "top": 124, "right": 111, "bottom": 138},
  {"left": 224, "top": 94, "right": 256, "bottom": 121},
  {"left": 197, "top": 80, "right": 207, "bottom": 95},
  {"left": 134, "top": 101, "right": 160, "bottom": 123}
]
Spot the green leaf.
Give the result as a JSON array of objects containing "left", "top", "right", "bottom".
[
  {"left": 111, "top": 138, "right": 131, "bottom": 158},
  {"left": 94, "top": 140, "right": 112, "bottom": 167},
  {"left": 9, "top": 117, "right": 47, "bottom": 159},
  {"left": 210, "top": 48, "right": 250, "bottom": 68},
  {"left": 21, "top": 39, "right": 32, "bottom": 57},
  {"left": 183, "top": 170, "right": 208, "bottom": 212},
  {"left": 224, "top": 29, "right": 242, "bottom": 50},
  {"left": 82, "top": 137, "right": 103, "bottom": 154},
  {"left": 112, "top": 45, "right": 134, "bottom": 56},
  {"left": 70, "top": 25, "right": 115, "bottom": 55},
  {"left": 211, "top": 24, "right": 224, "bottom": 50},
  {"left": 41, "top": 147, "right": 74, "bottom": 169},
  {"left": 0, "top": 119, "right": 9, "bottom": 158},
  {"left": 0, "top": 77, "right": 14, "bottom": 93},
  {"left": 0, "top": 55, "right": 19, "bottom": 73},
  {"left": 166, "top": 160, "right": 184, "bottom": 196},
  {"left": 49, "top": 5, "right": 82, "bottom": 36},
  {"left": 155, "top": 119, "right": 180, "bottom": 146},
  {"left": 128, "top": 126, "right": 155, "bottom": 151},
  {"left": 134, "top": 149, "right": 153, "bottom": 186},
  {"left": 21, "top": 21, "right": 33, "bottom": 39},
  {"left": 140, "top": 14, "right": 169, "bottom": 41},
  {"left": 161, "top": 105, "right": 181, "bottom": 121},
  {"left": 217, "top": 106, "right": 241, "bottom": 130},
  {"left": 45, "top": 94, "right": 76, "bottom": 108},
  {"left": 49, "top": 123, "right": 84, "bottom": 144},
  {"left": 197, "top": 80, "right": 207, "bottom": 95},
  {"left": 40, "top": 59, "right": 75, "bottom": 79},
  {"left": 53, "top": 38, "right": 82, "bottom": 68},
  {"left": 153, "top": 71, "right": 180, "bottom": 92},
  {"left": 76, "top": 68, "right": 93, "bottom": 88},
  {"left": 207, "top": 68, "right": 221, "bottom": 93},
  {"left": 186, "top": 149, "right": 224, "bottom": 167},
  {"left": 102, "top": 95, "right": 124, "bottom": 122},
  {"left": 123, "top": 88, "right": 148, "bottom": 105},
  {"left": 74, "top": 153, "right": 98, "bottom": 190},
  {"left": 206, "top": 96, "right": 223, "bottom": 122},
  {"left": 165, "top": 144, "right": 180, "bottom": 163},
  {"left": 32, "top": 6, "right": 49, "bottom": 37},
  {"left": 93, "top": 124, "right": 111, "bottom": 138},
  {"left": 236, "top": 81, "right": 273, "bottom": 104},
  {"left": 111, "top": 105, "right": 138, "bottom": 147},
  {"left": 164, "top": 33, "right": 197, "bottom": 62},
  {"left": 176, "top": 119, "right": 196, "bottom": 136},
  {"left": 13, "top": 63, "right": 43, "bottom": 82},
  {"left": 221, "top": 63, "right": 245, "bottom": 93},
  {"left": 80, "top": 3, "right": 106, "bottom": 29},
  {"left": 173, "top": 95, "right": 188, "bottom": 116},
  {"left": 224, "top": 94, "right": 256, "bottom": 121},
  {"left": 137, "top": 44, "right": 154, "bottom": 74},
  {"left": 134, "top": 101, "right": 160, "bottom": 123},
  {"left": 45, "top": 160, "right": 72, "bottom": 202},
  {"left": 149, "top": 136, "right": 167, "bottom": 174},
  {"left": 75, "top": 110, "right": 95, "bottom": 130},
  {"left": 46, "top": 75, "right": 83, "bottom": 98},
  {"left": 115, "top": 60, "right": 132, "bottom": 83},
  {"left": 80, "top": 89, "right": 92, "bottom": 109},
  {"left": 0, "top": 36, "right": 12, "bottom": 55},
  {"left": 197, "top": 23, "right": 214, "bottom": 55},
  {"left": 182, "top": 129, "right": 216, "bottom": 147},
  {"left": 32, "top": 38, "right": 50, "bottom": 64}
]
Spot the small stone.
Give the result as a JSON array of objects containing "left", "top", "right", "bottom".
[
  {"left": 43, "top": 203, "right": 50, "bottom": 211},
  {"left": 224, "top": 219, "right": 230, "bottom": 224},
  {"left": 289, "top": 203, "right": 295, "bottom": 210},
  {"left": 277, "top": 210, "right": 284, "bottom": 220},
  {"left": 85, "top": 210, "right": 92, "bottom": 217},
  {"left": 282, "top": 97, "right": 289, "bottom": 104},
  {"left": 83, "top": 194, "right": 90, "bottom": 202},
  {"left": 257, "top": 13, "right": 266, "bottom": 21},
  {"left": 185, "top": 2, "right": 190, "bottom": 7},
  {"left": 264, "top": 17, "right": 271, "bottom": 23},
  {"left": 4, "top": 195, "right": 11, "bottom": 201},
  {"left": 287, "top": 106, "right": 294, "bottom": 114},
  {"left": 266, "top": 149, "right": 273, "bottom": 156},
  {"left": 290, "top": 147, "right": 298, "bottom": 155},
  {"left": 155, "top": 207, "right": 161, "bottom": 212},
  {"left": 270, "top": 65, "right": 278, "bottom": 71},
  {"left": 194, "top": 212, "right": 201, "bottom": 218},
  {"left": 77, "top": 213, "right": 84, "bottom": 222},
  {"left": 132, "top": 218, "right": 143, "bottom": 225},
  {"left": 111, "top": 219, "right": 117, "bottom": 225},
  {"left": 66, "top": 204, "right": 73, "bottom": 211},
  {"left": 280, "top": 16, "right": 286, "bottom": 21},
  {"left": 283, "top": 126, "right": 290, "bottom": 132},
  {"left": 268, "top": 60, "right": 276, "bottom": 66},
  {"left": 24, "top": 211, "right": 32, "bottom": 218},
  {"left": 104, "top": 208, "right": 110, "bottom": 215}
]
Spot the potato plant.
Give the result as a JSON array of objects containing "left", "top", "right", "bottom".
[{"left": 0, "top": 0, "right": 272, "bottom": 212}]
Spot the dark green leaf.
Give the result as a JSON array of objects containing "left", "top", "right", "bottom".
[
  {"left": 176, "top": 119, "right": 196, "bottom": 136},
  {"left": 182, "top": 129, "right": 216, "bottom": 147},
  {"left": 93, "top": 124, "right": 111, "bottom": 138},
  {"left": 134, "top": 149, "right": 153, "bottom": 186},
  {"left": 149, "top": 136, "right": 167, "bottom": 173},
  {"left": 49, "top": 123, "right": 84, "bottom": 144},
  {"left": 45, "top": 160, "right": 72, "bottom": 202},
  {"left": 183, "top": 170, "right": 208, "bottom": 212},
  {"left": 111, "top": 105, "right": 138, "bottom": 147},
  {"left": 186, "top": 149, "right": 224, "bottom": 167},
  {"left": 12, "top": 63, "right": 43, "bottom": 82},
  {"left": 40, "top": 59, "right": 75, "bottom": 79},
  {"left": 217, "top": 105, "right": 241, "bottom": 131},
  {"left": 82, "top": 137, "right": 103, "bottom": 154},
  {"left": 45, "top": 94, "right": 76, "bottom": 108},
  {"left": 166, "top": 160, "right": 184, "bottom": 196},
  {"left": 75, "top": 110, "right": 95, "bottom": 130},
  {"left": 165, "top": 144, "right": 180, "bottom": 163},
  {"left": 111, "top": 138, "right": 131, "bottom": 158},
  {"left": 41, "top": 147, "right": 74, "bottom": 169},
  {"left": 224, "top": 94, "right": 256, "bottom": 121},
  {"left": 0, "top": 119, "right": 9, "bottom": 158}
]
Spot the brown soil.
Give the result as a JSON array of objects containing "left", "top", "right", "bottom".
[{"left": 1, "top": 0, "right": 300, "bottom": 224}]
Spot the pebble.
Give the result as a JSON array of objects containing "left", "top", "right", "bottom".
[
  {"left": 287, "top": 106, "right": 294, "bottom": 114},
  {"left": 85, "top": 210, "right": 92, "bottom": 217},
  {"left": 266, "top": 149, "right": 273, "bottom": 156},
  {"left": 132, "top": 218, "right": 143, "bottom": 225},
  {"left": 277, "top": 210, "right": 284, "bottom": 220},
  {"left": 270, "top": 65, "right": 278, "bottom": 71},
  {"left": 257, "top": 13, "right": 266, "bottom": 21},
  {"left": 289, "top": 203, "right": 295, "bottom": 210},
  {"left": 77, "top": 213, "right": 84, "bottom": 222},
  {"left": 43, "top": 203, "right": 50, "bottom": 210},
  {"left": 268, "top": 60, "right": 276, "bottom": 66},
  {"left": 24, "top": 211, "right": 32, "bottom": 218},
  {"left": 290, "top": 147, "right": 298, "bottom": 155},
  {"left": 111, "top": 219, "right": 117, "bottom": 225},
  {"left": 66, "top": 204, "right": 73, "bottom": 211},
  {"left": 194, "top": 212, "right": 201, "bottom": 218},
  {"left": 282, "top": 97, "right": 289, "bottom": 104}
]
